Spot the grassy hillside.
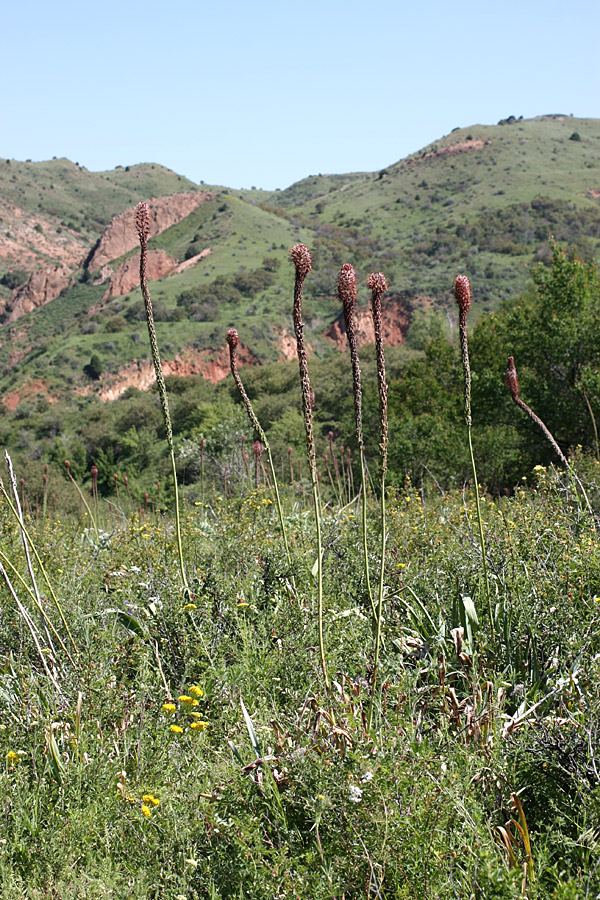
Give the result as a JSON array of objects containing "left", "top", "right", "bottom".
[{"left": 0, "top": 115, "right": 599, "bottom": 409}]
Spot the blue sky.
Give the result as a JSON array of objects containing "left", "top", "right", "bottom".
[{"left": 2, "top": 0, "right": 598, "bottom": 190}]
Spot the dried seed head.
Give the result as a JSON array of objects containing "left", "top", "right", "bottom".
[
  {"left": 226, "top": 328, "right": 239, "bottom": 350},
  {"left": 135, "top": 202, "right": 150, "bottom": 244},
  {"left": 290, "top": 243, "right": 312, "bottom": 280},
  {"left": 64, "top": 460, "right": 70, "bottom": 472},
  {"left": 91, "top": 465, "right": 98, "bottom": 477},
  {"left": 505, "top": 355, "right": 520, "bottom": 399},
  {"left": 252, "top": 440, "right": 263, "bottom": 458},
  {"left": 368, "top": 272, "right": 387, "bottom": 297},
  {"left": 337, "top": 263, "right": 357, "bottom": 314},
  {"left": 453, "top": 275, "right": 471, "bottom": 316}
]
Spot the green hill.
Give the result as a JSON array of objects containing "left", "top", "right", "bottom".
[{"left": 1, "top": 114, "right": 599, "bottom": 410}]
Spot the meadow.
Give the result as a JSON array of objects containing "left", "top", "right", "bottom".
[{"left": 1, "top": 227, "right": 600, "bottom": 899}]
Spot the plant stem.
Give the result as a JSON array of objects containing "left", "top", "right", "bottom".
[
  {"left": 455, "top": 276, "right": 494, "bottom": 638},
  {"left": 367, "top": 272, "right": 389, "bottom": 730},
  {"left": 291, "top": 245, "right": 331, "bottom": 697},
  {"left": 136, "top": 203, "right": 189, "bottom": 597},
  {"left": 226, "top": 330, "right": 292, "bottom": 569},
  {"left": 338, "top": 264, "right": 374, "bottom": 616}
]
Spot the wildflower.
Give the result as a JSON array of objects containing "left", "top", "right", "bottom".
[
  {"left": 142, "top": 794, "right": 160, "bottom": 806},
  {"left": 6, "top": 751, "right": 18, "bottom": 763},
  {"left": 290, "top": 242, "right": 312, "bottom": 279},
  {"left": 141, "top": 804, "right": 152, "bottom": 818},
  {"left": 453, "top": 274, "right": 471, "bottom": 321},
  {"left": 349, "top": 784, "right": 363, "bottom": 803},
  {"left": 169, "top": 725, "right": 184, "bottom": 734},
  {"left": 182, "top": 603, "right": 197, "bottom": 611},
  {"left": 162, "top": 703, "right": 176, "bottom": 713},
  {"left": 190, "top": 721, "right": 209, "bottom": 731},
  {"left": 505, "top": 355, "right": 519, "bottom": 400},
  {"left": 188, "top": 685, "right": 204, "bottom": 697},
  {"left": 178, "top": 695, "right": 194, "bottom": 704}
]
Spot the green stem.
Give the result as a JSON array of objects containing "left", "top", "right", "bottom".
[
  {"left": 360, "top": 450, "right": 376, "bottom": 618},
  {"left": 467, "top": 426, "right": 494, "bottom": 638},
  {"left": 367, "top": 474, "right": 386, "bottom": 731},
  {"left": 137, "top": 204, "right": 189, "bottom": 597}
]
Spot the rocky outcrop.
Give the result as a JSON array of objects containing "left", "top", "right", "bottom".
[
  {"left": 172, "top": 249, "right": 212, "bottom": 274},
  {"left": 404, "top": 139, "right": 487, "bottom": 168},
  {"left": 325, "top": 295, "right": 413, "bottom": 349},
  {"left": 86, "top": 190, "right": 216, "bottom": 270},
  {"left": 104, "top": 249, "right": 177, "bottom": 299},
  {"left": 0, "top": 265, "right": 71, "bottom": 323},
  {"left": 91, "top": 343, "right": 257, "bottom": 402}
]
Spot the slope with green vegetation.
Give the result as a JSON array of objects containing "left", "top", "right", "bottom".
[{"left": 0, "top": 114, "right": 599, "bottom": 482}]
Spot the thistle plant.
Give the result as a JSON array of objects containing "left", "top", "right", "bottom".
[
  {"left": 136, "top": 201, "right": 189, "bottom": 597},
  {"left": 290, "top": 243, "right": 330, "bottom": 695},
  {"left": 226, "top": 328, "right": 291, "bottom": 565},
  {"left": 337, "top": 263, "right": 374, "bottom": 614},
  {"left": 367, "top": 271, "right": 388, "bottom": 728},
  {"left": 454, "top": 275, "right": 493, "bottom": 635}
]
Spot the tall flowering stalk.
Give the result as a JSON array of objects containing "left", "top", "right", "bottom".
[
  {"left": 136, "top": 202, "right": 189, "bottom": 596},
  {"left": 226, "top": 328, "right": 292, "bottom": 564},
  {"left": 367, "top": 272, "right": 388, "bottom": 729},
  {"left": 505, "top": 356, "right": 569, "bottom": 465},
  {"left": 338, "top": 264, "right": 374, "bottom": 615},
  {"left": 505, "top": 356, "right": 594, "bottom": 517},
  {"left": 454, "top": 275, "right": 493, "bottom": 635},
  {"left": 290, "top": 244, "right": 330, "bottom": 695}
]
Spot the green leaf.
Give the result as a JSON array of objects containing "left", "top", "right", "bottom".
[{"left": 240, "top": 695, "right": 262, "bottom": 757}]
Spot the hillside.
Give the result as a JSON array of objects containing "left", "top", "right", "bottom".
[{"left": 0, "top": 114, "right": 599, "bottom": 408}]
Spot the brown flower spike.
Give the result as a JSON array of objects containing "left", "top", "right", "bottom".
[
  {"left": 291, "top": 244, "right": 317, "bottom": 479},
  {"left": 504, "top": 354, "right": 569, "bottom": 467},
  {"left": 453, "top": 274, "right": 471, "bottom": 325},
  {"left": 505, "top": 355, "right": 519, "bottom": 400},
  {"left": 368, "top": 272, "right": 388, "bottom": 476}
]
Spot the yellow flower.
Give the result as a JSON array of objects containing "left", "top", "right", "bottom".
[
  {"left": 178, "top": 695, "right": 194, "bottom": 704},
  {"left": 190, "top": 721, "right": 209, "bottom": 731},
  {"left": 190, "top": 711, "right": 203, "bottom": 719},
  {"left": 6, "top": 751, "right": 18, "bottom": 763},
  {"left": 162, "top": 703, "right": 176, "bottom": 713},
  {"left": 141, "top": 804, "right": 152, "bottom": 818},
  {"left": 142, "top": 794, "right": 160, "bottom": 806},
  {"left": 182, "top": 603, "right": 197, "bottom": 611},
  {"left": 169, "top": 725, "right": 184, "bottom": 734},
  {"left": 188, "top": 685, "right": 204, "bottom": 697}
]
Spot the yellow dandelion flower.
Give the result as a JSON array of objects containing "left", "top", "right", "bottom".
[
  {"left": 178, "top": 695, "right": 193, "bottom": 704},
  {"left": 169, "top": 725, "right": 184, "bottom": 734},
  {"left": 188, "top": 685, "right": 203, "bottom": 697},
  {"left": 141, "top": 804, "right": 152, "bottom": 818},
  {"left": 162, "top": 703, "right": 176, "bottom": 713}
]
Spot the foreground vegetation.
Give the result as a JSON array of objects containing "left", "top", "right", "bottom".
[
  {"left": 1, "top": 461, "right": 600, "bottom": 899},
  {"left": 2, "top": 214, "right": 600, "bottom": 896}
]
